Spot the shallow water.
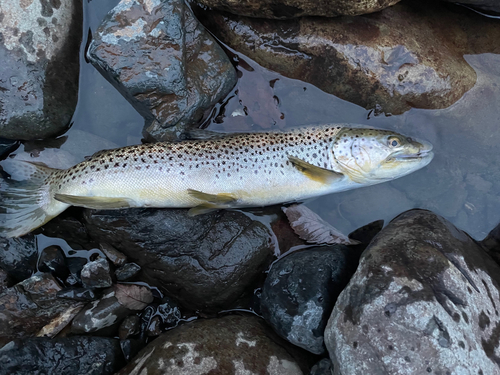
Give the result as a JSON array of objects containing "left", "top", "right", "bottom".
[{"left": 4, "top": 0, "right": 500, "bottom": 240}]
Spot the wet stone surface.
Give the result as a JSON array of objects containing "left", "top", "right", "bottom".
[
  {"left": 71, "top": 284, "right": 153, "bottom": 334},
  {"left": 115, "top": 262, "right": 141, "bottom": 281},
  {"left": 81, "top": 257, "right": 113, "bottom": 289},
  {"left": 261, "top": 246, "right": 358, "bottom": 354},
  {"left": 0, "top": 0, "right": 81, "bottom": 140},
  {"left": 82, "top": 208, "right": 275, "bottom": 311},
  {"left": 0, "top": 235, "right": 38, "bottom": 283},
  {"left": 325, "top": 209, "right": 500, "bottom": 375},
  {"left": 0, "top": 336, "right": 124, "bottom": 375},
  {"left": 117, "top": 314, "right": 307, "bottom": 374},
  {"left": 194, "top": 0, "right": 400, "bottom": 18},
  {"left": 0, "top": 273, "right": 81, "bottom": 339},
  {"left": 88, "top": 0, "right": 237, "bottom": 141},
  {"left": 198, "top": 1, "right": 500, "bottom": 115},
  {"left": 309, "top": 358, "right": 333, "bottom": 375}
]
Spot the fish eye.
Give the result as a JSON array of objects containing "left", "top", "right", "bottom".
[{"left": 388, "top": 137, "right": 401, "bottom": 147}]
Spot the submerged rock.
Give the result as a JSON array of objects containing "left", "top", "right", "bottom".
[
  {"left": 0, "top": 273, "right": 81, "bottom": 339},
  {"left": 0, "top": 235, "right": 38, "bottom": 283},
  {"left": 199, "top": 1, "right": 500, "bottom": 115},
  {"left": 195, "top": 0, "right": 400, "bottom": 18},
  {"left": 116, "top": 314, "right": 306, "bottom": 374},
  {"left": 81, "top": 257, "right": 113, "bottom": 289},
  {"left": 0, "top": 336, "right": 124, "bottom": 375},
  {"left": 0, "top": 0, "right": 81, "bottom": 140},
  {"left": 88, "top": 0, "right": 237, "bottom": 141},
  {"left": 71, "top": 284, "right": 153, "bottom": 333},
  {"left": 261, "top": 246, "right": 357, "bottom": 355},
  {"left": 83, "top": 208, "right": 275, "bottom": 311},
  {"left": 444, "top": 0, "right": 500, "bottom": 13},
  {"left": 325, "top": 209, "right": 500, "bottom": 374}
]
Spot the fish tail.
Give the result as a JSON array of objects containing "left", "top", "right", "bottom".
[{"left": 0, "top": 159, "right": 64, "bottom": 238}]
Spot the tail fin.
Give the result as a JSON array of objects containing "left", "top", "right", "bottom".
[{"left": 0, "top": 159, "right": 61, "bottom": 238}]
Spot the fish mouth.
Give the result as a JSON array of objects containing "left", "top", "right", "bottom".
[{"left": 393, "top": 140, "right": 434, "bottom": 161}]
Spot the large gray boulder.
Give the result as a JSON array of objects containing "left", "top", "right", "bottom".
[
  {"left": 88, "top": 0, "right": 237, "bottom": 141},
  {"left": 0, "top": 0, "right": 81, "bottom": 140},
  {"left": 198, "top": 1, "right": 500, "bottom": 115},
  {"left": 193, "top": 0, "right": 401, "bottom": 18},
  {"left": 325, "top": 209, "right": 500, "bottom": 374}
]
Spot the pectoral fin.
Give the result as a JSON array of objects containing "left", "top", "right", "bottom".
[
  {"left": 54, "top": 194, "right": 132, "bottom": 209},
  {"left": 187, "top": 189, "right": 238, "bottom": 216},
  {"left": 288, "top": 156, "right": 343, "bottom": 184}
]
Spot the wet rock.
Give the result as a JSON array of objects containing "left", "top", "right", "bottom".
[
  {"left": 83, "top": 208, "right": 275, "bottom": 311},
  {"left": 119, "top": 315, "right": 141, "bottom": 340},
  {"left": 325, "top": 209, "right": 500, "bottom": 374},
  {"left": 65, "top": 255, "right": 89, "bottom": 286},
  {"left": 0, "top": 235, "right": 37, "bottom": 283},
  {"left": 115, "top": 262, "right": 141, "bottom": 281},
  {"left": 0, "top": 267, "right": 10, "bottom": 293},
  {"left": 0, "top": 336, "right": 124, "bottom": 375},
  {"left": 71, "top": 284, "right": 153, "bottom": 333},
  {"left": 57, "top": 287, "right": 99, "bottom": 302},
  {"left": 0, "top": 0, "right": 81, "bottom": 140},
  {"left": 99, "top": 242, "right": 127, "bottom": 266},
  {"left": 310, "top": 358, "right": 333, "bottom": 375},
  {"left": 0, "top": 138, "right": 18, "bottom": 158},
  {"left": 141, "top": 296, "right": 182, "bottom": 337},
  {"left": 0, "top": 273, "right": 81, "bottom": 339},
  {"left": 261, "top": 246, "right": 357, "bottom": 355},
  {"left": 80, "top": 257, "right": 113, "bottom": 289},
  {"left": 37, "top": 245, "right": 69, "bottom": 280},
  {"left": 88, "top": 0, "right": 237, "bottom": 142},
  {"left": 195, "top": 0, "right": 400, "bottom": 18},
  {"left": 117, "top": 314, "right": 307, "bottom": 374},
  {"left": 200, "top": 1, "right": 500, "bottom": 115},
  {"left": 444, "top": 0, "right": 500, "bottom": 13}
]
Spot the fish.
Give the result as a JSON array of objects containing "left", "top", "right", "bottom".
[{"left": 0, "top": 124, "right": 433, "bottom": 238}]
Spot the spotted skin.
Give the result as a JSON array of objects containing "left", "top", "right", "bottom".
[{"left": 0, "top": 124, "right": 433, "bottom": 237}]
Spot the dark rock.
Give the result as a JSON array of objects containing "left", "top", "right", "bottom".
[
  {"left": 0, "top": 138, "right": 18, "bottom": 159},
  {"left": 115, "top": 262, "right": 141, "bottom": 281},
  {"left": 0, "top": 267, "right": 10, "bottom": 293},
  {"left": 140, "top": 296, "right": 182, "bottom": 338},
  {"left": 116, "top": 314, "right": 307, "bottom": 374},
  {"left": 325, "top": 209, "right": 500, "bottom": 374},
  {"left": 80, "top": 257, "right": 113, "bottom": 289},
  {"left": 99, "top": 242, "right": 127, "bottom": 266},
  {"left": 444, "top": 0, "right": 500, "bottom": 13},
  {"left": 0, "top": 273, "right": 81, "bottom": 339},
  {"left": 120, "top": 338, "right": 145, "bottom": 363},
  {"left": 83, "top": 208, "right": 275, "bottom": 311},
  {"left": 199, "top": 1, "right": 500, "bottom": 115},
  {"left": 261, "top": 246, "right": 357, "bottom": 355},
  {"left": 0, "top": 336, "right": 124, "bottom": 375},
  {"left": 310, "top": 358, "right": 333, "bottom": 375},
  {"left": 37, "top": 245, "right": 69, "bottom": 280},
  {"left": 0, "top": 235, "right": 37, "bottom": 283},
  {"left": 71, "top": 284, "right": 152, "bottom": 333},
  {"left": 88, "top": 0, "right": 237, "bottom": 142},
  {"left": 194, "top": 0, "right": 400, "bottom": 18},
  {"left": 65, "top": 255, "right": 88, "bottom": 286},
  {"left": 57, "top": 287, "right": 99, "bottom": 302},
  {"left": 0, "top": 0, "right": 81, "bottom": 140},
  {"left": 119, "top": 315, "right": 140, "bottom": 340}
]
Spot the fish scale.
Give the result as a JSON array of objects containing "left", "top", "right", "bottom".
[
  {"left": 0, "top": 124, "right": 433, "bottom": 237},
  {"left": 50, "top": 125, "right": 342, "bottom": 208}
]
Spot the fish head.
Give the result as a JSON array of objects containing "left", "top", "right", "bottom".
[{"left": 331, "top": 127, "right": 434, "bottom": 184}]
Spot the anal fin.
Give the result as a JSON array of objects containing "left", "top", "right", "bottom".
[
  {"left": 187, "top": 189, "right": 238, "bottom": 216},
  {"left": 288, "top": 155, "right": 343, "bottom": 184},
  {"left": 54, "top": 194, "right": 132, "bottom": 209}
]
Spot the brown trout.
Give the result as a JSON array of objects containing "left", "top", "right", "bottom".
[{"left": 0, "top": 124, "right": 433, "bottom": 238}]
